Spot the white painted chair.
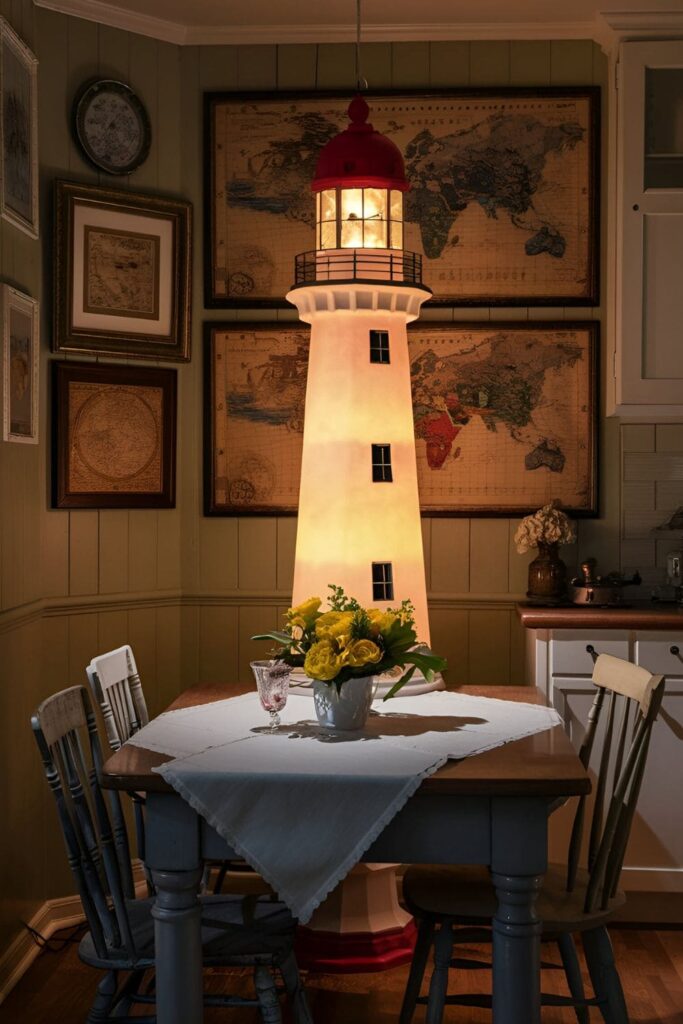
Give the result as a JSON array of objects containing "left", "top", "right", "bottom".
[
  {"left": 86, "top": 645, "right": 149, "bottom": 751},
  {"left": 399, "top": 653, "right": 666, "bottom": 1024}
]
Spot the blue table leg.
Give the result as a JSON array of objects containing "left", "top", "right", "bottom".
[
  {"left": 151, "top": 868, "right": 204, "bottom": 1024},
  {"left": 491, "top": 797, "right": 547, "bottom": 1024}
]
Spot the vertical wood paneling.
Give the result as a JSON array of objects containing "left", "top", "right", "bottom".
[
  {"left": 40, "top": 513, "right": 69, "bottom": 599},
  {"left": 156, "top": 604, "right": 183, "bottom": 705},
  {"left": 236, "top": 45, "right": 277, "bottom": 90},
  {"left": 128, "top": 511, "right": 158, "bottom": 592},
  {"left": 469, "top": 520, "right": 510, "bottom": 593},
  {"left": 67, "top": 612, "right": 99, "bottom": 682},
  {"left": 316, "top": 43, "right": 355, "bottom": 89},
  {"left": 429, "top": 42, "right": 470, "bottom": 86},
  {"left": 97, "top": 609, "right": 129, "bottom": 658},
  {"left": 361, "top": 43, "right": 392, "bottom": 89},
  {"left": 469, "top": 610, "right": 511, "bottom": 684},
  {"left": 509, "top": 41, "right": 551, "bottom": 85},
  {"left": 127, "top": 607, "right": 158, "bottom": 711},
  {"left": 128, "top": 34, "right": 159, "bottom": 191},
  {"left": 237, "top": 605, "right": 278, "bottom": 684},
  {"left": 199, "top": 519, "right": 239, "bottom": 591},
  {"left": 507, "top": 519, "right": 532, "bottom": 596},
  {"left": 238, "top": 519, "right": 277, "bottom": 590},
  {"left": 277, "top": 44, "right": 317, "bottom": 89},
  {"left": 69, "top": 510, "right": 99, "bottom": 596},
  {"left": 429, "top": 607, "right": 468, "bottom": 687},
  {"left": 276, "top": 517, "right": 297, "bottom": 594},
  {"left": 430, "top": 519, "right": 470, "bottom": 593},
  {"left": 391, "top": 42, "right": 430, "bottom": 87},
  {"left": 470, "top": 42, "right": 510, "bottom": 86},
  {"left": 550, "top": 40, "right": 594, "bottom": 85},
  {"left": 198, "top": 605, "right": 239, "bottom": 685},
  {"left": 98, "top": 511, "right": 129, "bottom": 594},
  {"left": 156, "top": 511, "right": 182, "bottom": 589}
]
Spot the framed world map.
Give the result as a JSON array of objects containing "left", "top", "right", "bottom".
[
  {"left": 205, "top": 88, "right": 599, "bottom": 308},
  {"left": 204, "top": 322, "right": 597, "bottom": 517}
]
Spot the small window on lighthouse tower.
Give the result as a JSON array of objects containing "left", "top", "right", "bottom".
[
  {"left": 371, "top": 444, "right": 393, "bottom": 482},
  {"left": 372, "top": 562, "right": 394, "bottom": 601},
  {"left": 369, "top": 330, "right": 390, "bottom": 364}
]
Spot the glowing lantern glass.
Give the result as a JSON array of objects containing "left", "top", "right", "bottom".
[{"left": 312, "top": 95, "right": 408, "bottom": 252}]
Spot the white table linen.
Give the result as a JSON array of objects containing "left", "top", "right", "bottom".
[{"left": 126, "top": 691, "right": 561, "bottom": 923}]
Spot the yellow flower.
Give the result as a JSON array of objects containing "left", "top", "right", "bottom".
[
  {"left": 286, "top": 597, "right": 322, "bottom": 628},
  {"left": 304, "top": 640, "right": 342, "bottom": 682},
  {"left": 346, "top": 639, "right": 382, "bottom": 668},
  {"left": 367, "top": 609, "right": 397, "bottom": 637},
  {"left": 315, "top": 610, "right": 354, "bottom": 641}
]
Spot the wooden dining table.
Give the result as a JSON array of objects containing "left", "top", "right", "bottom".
[{"left": 100, "top": 683, "right": 590, "bottom": 1024}]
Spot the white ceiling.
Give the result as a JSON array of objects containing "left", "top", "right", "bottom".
[{"left": 33, "top": 0, "right": 683, "bottom": 46}]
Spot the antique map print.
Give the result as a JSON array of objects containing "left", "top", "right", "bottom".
[
  {"left": 84, "top": 225, "right": 159, "bottom": 319},
  {"left": 208, "top": 324, "right": 595, "bottom": 515},
  {"left": 7, "top": 306, "right": 32, "bottom": 436},
  {"left": 209, "top": 91, "right": 596, "bottom": 305},
  {"left": 68, "top": 381, "right": 163, "bottom": 493}
]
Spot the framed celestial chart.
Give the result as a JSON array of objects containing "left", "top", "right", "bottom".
[
  {"left": 2, "top": 285, "right": 38, "bottom": 443},
  {"left": 204, "top": 88, "right": 599, "bottom": 308},
  {"left": 204, "top": 321, "right": 597, "bottom": 517},
  {"left": 0, "top": 19, "right": 39, "bottom": 239},
  {"left": 52, "top": 361, "right": 177, "bottom": 509},
  {"left": 53, "top": 180, "right": 192, "bottom": 361}
]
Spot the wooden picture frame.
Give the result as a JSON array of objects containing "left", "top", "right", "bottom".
[
  {"left": 205, "top": 87, "right": 599, "bottom": 308},
  {"left": 205, "top": 321, "right": 598, "bottom": 517},
  {"left": 54, "top": 180, "right": 192, "bottom": 361},
  {"left": 0, "top": 19, "right": 38, "bottom": 239},
  {"left": 2, "top": 284, "right": 38, "bottom": 443},
  {"left": 52, "top": 361, "right": 177, "bottom": 509}
]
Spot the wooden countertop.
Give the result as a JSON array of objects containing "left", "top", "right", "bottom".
[
  {"left": 101, "top": 684, "right": 590, "bottom": 799},
  {"left": 517, "top": 601, "right": 683, "bottom": 631}
]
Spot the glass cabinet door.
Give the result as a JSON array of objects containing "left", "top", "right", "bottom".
[{"left": 645, "top": 68, "right": 683, "bottom": 188}]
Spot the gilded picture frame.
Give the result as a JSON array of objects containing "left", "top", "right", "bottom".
[
  {"left": 52, "top": 361, "right": 177, "bottom": 509},
  {"left": 204, "top": 321, "right": 598, "bottom": 517},
  {"left": 2, "top": 284, "right": 38, "bottom": 443},
  {"left": 0, "top": 19, "right": 38, "bottom": 239},
  {"left": 54, "top": 180, "right": 192, "bottom": 361},
  {"left": 205, "top": 87, "right": 599, "bottom": 308}
]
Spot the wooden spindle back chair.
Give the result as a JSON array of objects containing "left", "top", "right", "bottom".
[
  {"left": 399, "top": 653, "right": 666, "bottom": 1024},
  {"left": 86, "top": 645, "right": 148, "bottom": 750},
  {"left": 31, "top": 685, "right": 313, "bottom": 1024}
]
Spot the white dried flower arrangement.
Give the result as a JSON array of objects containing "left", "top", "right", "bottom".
[{"left": 514, "top": 501, "right": 576, "bottom": 555}]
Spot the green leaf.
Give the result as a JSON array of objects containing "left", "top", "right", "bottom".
[
  {"left": 382, "top": 665, "right": 416, "bottom": 701},
  {"left": 251, "top": 631, "right": 292, "bottom": 645}
]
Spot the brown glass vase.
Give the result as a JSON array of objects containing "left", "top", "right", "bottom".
[{"left": 527, "top": 542, "right": 567, "bottom": 604}]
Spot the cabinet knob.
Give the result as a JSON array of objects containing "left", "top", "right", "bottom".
[
  {"left": 586, "top": 644, "right": 598, "bottom": 662},
  {"left": 670, "top": 645, "right": 681, "bottom": 658}
]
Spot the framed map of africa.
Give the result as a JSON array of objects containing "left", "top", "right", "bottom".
[
  {"left": 204, "top": 322, "right": 597, "bottom": 517},
  {"left": 205, "top": 88, "right": 599, "bottom": 308}
]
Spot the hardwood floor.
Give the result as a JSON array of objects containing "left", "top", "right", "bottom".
[{"left": 0, "top": 927, "right": 681, "bottom": 1022}]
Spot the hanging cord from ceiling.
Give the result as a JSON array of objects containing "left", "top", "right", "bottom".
[{"left": 355, "top": 0, "right": 368, "bottom": 92}]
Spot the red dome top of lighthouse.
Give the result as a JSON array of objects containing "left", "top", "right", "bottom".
[{"left": 312, "top": 95, "right": 409, "bottom": 193}]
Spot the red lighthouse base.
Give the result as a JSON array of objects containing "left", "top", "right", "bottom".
[
  {"left": 292, "top": 864, "right": 416, "bottom": 973},
  {"left": 295, "top": 919, "right": 417, "bottom": 973}
]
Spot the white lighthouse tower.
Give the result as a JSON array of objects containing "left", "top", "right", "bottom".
[{"left": 287, "top": 95, "right": 432, "bottom": 646}]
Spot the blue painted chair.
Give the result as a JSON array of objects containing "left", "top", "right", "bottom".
[
  {"left": 31, "top": 684, "right": 312, "bottom": 1024},
  {"left": 399, "top": 654, "right": 665, "bottom": 1024}
]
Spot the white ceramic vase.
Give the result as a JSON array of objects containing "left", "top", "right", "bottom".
[{"left": 313, "top": 676, "right": 374, "bottom": 730}]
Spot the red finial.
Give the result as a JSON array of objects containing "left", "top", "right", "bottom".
[{"left": 348, "top": 94, "right": 370, "bottom": 129}]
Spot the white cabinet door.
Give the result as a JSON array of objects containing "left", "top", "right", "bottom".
[
  {"left": 616, "top": 40, "right": 683, "bottom": 413},
  {"left": 550, "top": 629, "right": 629, "bottom": 676}
]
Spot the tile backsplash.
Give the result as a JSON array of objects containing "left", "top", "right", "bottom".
[{"left": 621, "top": 424, "right": 683, "bottom": 595}]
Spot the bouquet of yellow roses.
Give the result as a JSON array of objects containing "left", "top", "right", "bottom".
[{"left": 253, "top": 585, "right": 447, "bottom": 700}]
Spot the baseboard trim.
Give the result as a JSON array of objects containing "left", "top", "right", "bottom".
[
  {"left": 0, "top": 894, "right": 85, "bottom": 1006},
  {"left": 0, "top": 863, "right": 147, "bottom": 1006}
]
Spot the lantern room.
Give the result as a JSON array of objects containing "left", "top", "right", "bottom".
[{"left": 312, "top": 95, "right": 408, "bottom": 252}]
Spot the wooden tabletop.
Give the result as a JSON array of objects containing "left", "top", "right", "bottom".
[
  {"left": 101, "top": 684, "right": 590, "bottom": 798},
  {"left": 517, "top": 601, "right": 683, "bottom": 631}
]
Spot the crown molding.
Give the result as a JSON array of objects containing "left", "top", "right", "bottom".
[
  {"left": 33, "top": 0, "right": 601, "bottom": 46},
  {"left": 595, "top": 10, "right": 683, "bottom": 51}
]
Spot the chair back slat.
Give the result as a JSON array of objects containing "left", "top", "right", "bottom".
[
  {"left": 568, "top": 655, "right": 665, "bottom": 914},
  {"left": 31, "top": 686, "right": 139, "bottom": 961},
  {"left": 565, "top": 684, "right": 605, "bottom": 891},
  {"left": 87, "top": 645, "right": 149, "bottom": 750}
]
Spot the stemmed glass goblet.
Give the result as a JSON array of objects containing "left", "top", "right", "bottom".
[{"left": 250, "top": 660, "right": 291, "bottom": 731}]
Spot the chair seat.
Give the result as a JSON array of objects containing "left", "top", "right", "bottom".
[
  {"left": 79, "top": 893, "right": 296, "bottom": 970},
  {"left": 402, "top": 863, "right": 626, "bottom": 933}
]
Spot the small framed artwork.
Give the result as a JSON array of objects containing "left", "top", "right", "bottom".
[
  {"left": 205, "top": 320, "right": 597, "bottom": 517},
  {"left": 52, "top": 361, "right": 177, "bottom": 509},
  {"left": 54, "top": 180, "right": 192, "bottom": 361},
  {"left": 205, "top": 87, "right": 599, "bottom": 308},
  {"left": 0, "top": 19, "right": 38, "bottom": 238},
  {"left": 2, "top": 285, "right": 38, "bottom": 443}
]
